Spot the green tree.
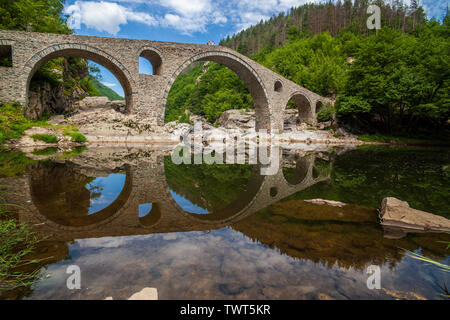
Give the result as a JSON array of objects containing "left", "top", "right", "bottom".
[
  {"left": 339, "top": 26, "right": 450, "bottom": 135},
  {"left": 0, "top": 0, "right": 70, "bottom": 34}
]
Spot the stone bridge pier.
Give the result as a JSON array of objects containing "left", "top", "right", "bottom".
[{"left": 0, "top": 30, "right": 331, "bottom": 131}]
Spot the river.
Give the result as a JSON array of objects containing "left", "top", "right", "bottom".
[{"left": 0, "top": 144, "right": 449, "bottom": 299}]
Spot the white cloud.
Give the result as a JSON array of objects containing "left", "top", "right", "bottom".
[
  {"left": 65, "top": 0, "right": 444, "bottom": 37},
  {"left": 65, "top": 1, "right": 158, "bottom": 35},
  {"left": 162, "top": 13, "right": 209, "bottom": 34},
  {"left": 102, "top": 82, "right": 117, "bottom": 87},
  {"left": 160, "top": 0, "right": 212, "bottom": 15}
]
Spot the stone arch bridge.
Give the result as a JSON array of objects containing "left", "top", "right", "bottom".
[{"left": 0, "top": 30, "right": 330, "bottom": 131}]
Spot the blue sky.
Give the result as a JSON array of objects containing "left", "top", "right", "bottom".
[
  {"left": 64, "top": 0, "right": 447, "bottom": 96},
  {"left": 170, "top": 190, "right": 209, "bottom": 214},
  {"left": 86, "top": 173, "right": 126, "bottom": 214}
]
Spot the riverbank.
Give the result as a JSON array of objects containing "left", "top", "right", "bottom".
[{"left": 1, "top": 103, "right": 447, "bottom": 151}]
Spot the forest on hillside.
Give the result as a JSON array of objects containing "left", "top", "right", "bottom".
[
  {"left": 220, "top": 0, "right": 427, "bottom": 55},
  {"left": 166, "top": 1, "right": 449, "bottom": 138}
]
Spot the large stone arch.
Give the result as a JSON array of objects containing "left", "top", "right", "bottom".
[
  {"left": 28, "top": 164, "right": 134, "bottom": 229},
  {"left": 23, "top": 43, "right": 136, "bottom": 112},
  {"left": 162, "top": 51, "right": 271, "bottom": 130},
  {"left": 164, "top": 163, "right": 268, "bottom": 225}
]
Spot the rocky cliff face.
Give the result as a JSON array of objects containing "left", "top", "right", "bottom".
[{"left": 26, "top": 58, "right": 89, "bottom": 120}]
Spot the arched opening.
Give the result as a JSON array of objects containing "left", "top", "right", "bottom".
[
  {"left": 164, "top": 157, "right": 265, "bottom": 222},
  {"left": 312, "top": 157, "right": 332, "bottom": 179},
  {"left": 0, "top": 44, "right": 12, "bottom": 67},
  {"left": 274, "top": 80, "right": 282, "bottom": 92},
  {"left": 316, "top": 101, "right": 323, "bottom": 114},
  {"left": 282, "top": 156, "right": 310, "bottom": 185},
  {"left": 139, "top": 203, "right": 161, "bottom": 227},
  {"left": 284, "top": 93, "right": 313, "bottom": 129},
  {"left": 163, "top": 52, "right": 270, "bottom": 131},
  {"left": 25, "top": 46, "right": 134, "bottom": 119},
  {"left": 29, "top": 162, "right": 132, "bottom": 227},
  {"left": 270, "top": 187, "right": 278, "bottom": 197},
  {"left": 139, "top": 49, "right": 162, "bottom": 75}
]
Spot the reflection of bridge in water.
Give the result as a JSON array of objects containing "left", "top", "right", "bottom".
[
  {"left": 7, "top": 147, "right": 329, "bottom": 241},
  {"left": 2, "top": 146, "right": 448, "bottom": 289}
]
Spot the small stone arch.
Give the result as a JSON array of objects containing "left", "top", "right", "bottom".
[
  {"left": 286, "top": 92, "right": 314, "bottom": 124},
  {"left": 162, "top": 51, "right": 271, "bottom": 131},
  {"left": 274, "top": 80, "right": 283, "bottom": 92},
  {"left": 139, "top": 203, "right": 162, "bottom": 227},
  {"left": 23, "top": 43, "right": 136, "bottom": 112},
  {"left": 281, "top": 156, "right": 311, "bottom": 186},
  {"left": 315, "top": 100, "right": 323, "bottom": 114},
  {"left": 138, "top": 46, "right": 163, "bottom": 75}
]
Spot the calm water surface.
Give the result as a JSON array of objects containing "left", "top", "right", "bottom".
[{"left": 0, "top": 145, "right": 449, "bottom": 300}]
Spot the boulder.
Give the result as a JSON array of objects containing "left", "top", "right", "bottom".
[
  {"left": 304, "top": 199, "right": 346, "bottom": 207},
  {"left": 215, "top": 109, "right": 255, "bottom": 129},
  {"left": 380, "top": 197, "right": 450, "bottom": 232},
  {"left": 77, "top": 96, "right": 110, "bottom": 110},
  {"left": 48, "top": 115, "right": 67, "bottom": 125},
  {"left": 128, "top": 287, "right": 158, "bottom": 300}
]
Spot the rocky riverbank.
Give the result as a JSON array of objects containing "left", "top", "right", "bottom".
[
  {"left": 7, "top": 97, "right": 381, "bottom": 151},
  {"left": 59, "top": 97, "right": 367, "bottom": 146}
]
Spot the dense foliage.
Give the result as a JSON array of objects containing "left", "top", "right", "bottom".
[
  {"left": 91, "top": 77, "right": 124, "bottom": 101},
  {"left": 254, "top": 31, "right": 351, "bottom": 96},
  {"left": 287, "top": 146, "right": 450, "bottom": 218},
  {"left": 165, "top": 63, "right": 253, "bottom": 123},
  {"left": 220, "top": 0, "right": 426, "bottom": 55},
  {"left": 0, "top": 0, "right": 70, "bottom": 34},
  {"left": 336, "top": 24, "right": 450, "bottom": 135},
  {"left": 164, "top": 157, "right": 253, "bottom": 211}
]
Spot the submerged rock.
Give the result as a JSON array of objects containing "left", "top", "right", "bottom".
[
  {"left": 128, "top": 287, "right": 158, "bottom": 300},
  {"left": 304, "top": 199, "right": 346, "bottom": 207},
  {"left": 380, "top": 197, "right": 450, "bottom": 232}
]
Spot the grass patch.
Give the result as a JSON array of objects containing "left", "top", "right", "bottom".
[
  {"left": 68, "top": 132, "right": 87, "bottom": 143},
  {"left": 31, "top": 134, "right": 58, "bottom": 144},
  {"left": 358, "top": 134, "right": 450, "bottom": 146},
  {"left": 0, "top": 199, "right": 42, "bottom": 292},
  {"left": 32, "top": 147, "right": 58, "bottom": 156},
  {"left": 0, "top": 151, "right": 35, "bottom": 177},
  {"left": 62, "top": 127, "right": 87, "bottom": 143},
  {"left": 62, "top": 146, "right": 87, "bottom": 158},
  {"left": 0, "top": 104, "right": 37, "bottom": 144},
  {"left": 0, "top": 104, "right": 86, "bottom": 145}
]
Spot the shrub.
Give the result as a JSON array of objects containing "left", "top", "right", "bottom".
[
  {"left": 317, "top": 102, "right": 335, "bottom": 122},
  {"left": 335, "top": 95, "right": 371, "bottom": 117},
  {"left": 69, "top": 132, "right": 87, "bottom": 143}
]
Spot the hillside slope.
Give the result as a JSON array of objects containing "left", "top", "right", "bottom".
[{"left": 91, "top": 78, "right": 124, "bottom": 101}]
